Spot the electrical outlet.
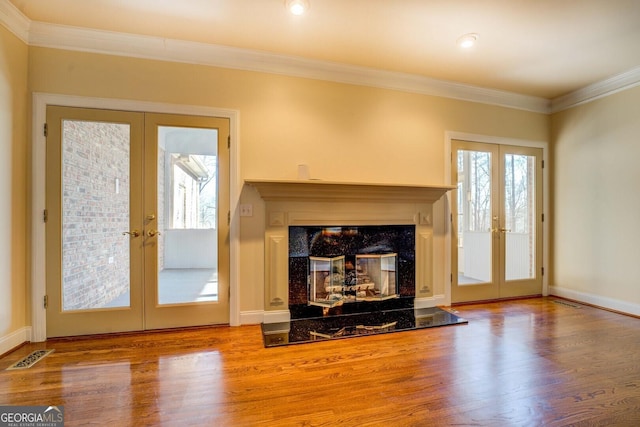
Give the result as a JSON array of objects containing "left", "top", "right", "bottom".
[{"left": 239, "top": 204, "right": 253, "bottom": 217}]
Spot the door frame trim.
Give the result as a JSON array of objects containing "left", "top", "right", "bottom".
[
  {"left": 444, "top": 131, "right": 549, "bottom": 304},
  {"left": 31, "top": 93, "right": 241, "bottom": 342}
]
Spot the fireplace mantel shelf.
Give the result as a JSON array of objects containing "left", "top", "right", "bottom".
[{"left": 245, "top": 179, "right": 455, "bottom": 203}]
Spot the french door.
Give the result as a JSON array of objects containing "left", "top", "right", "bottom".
[
  {"left": 45, "top": 106, "right": 229, "bottom": 337},
  {"left": 451, "top": 140, "right": 543, "bottom": 303}
]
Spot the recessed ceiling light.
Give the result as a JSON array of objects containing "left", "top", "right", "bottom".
[
  {"left": 457, "top": 33, "right": 478, "bottom": 49},
  {"left": 286, "top": 0, "right": 310, "bottom": 16}
]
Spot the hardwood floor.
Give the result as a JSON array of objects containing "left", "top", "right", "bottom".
[{"left": 1, "top": 297, "right": 639, "bottom": 426}]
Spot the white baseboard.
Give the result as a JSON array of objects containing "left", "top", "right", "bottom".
[
  {"left": 240, "top": 309, "right": 291, "bottom": 325},
  {"left": 239, "top": 310, "right": 265, "bottom": 325},
  {"left": 549, "top": 286, "right": 640, "bottom": 317},
  {"left": 414, "top": 295, "right": 447, "bottom": 309},
  {"left": 0, "top": 327, "right": 32, "bottom": 356},
  {"left": 262, "top": 310, "right": 291, "bottom": 324}
]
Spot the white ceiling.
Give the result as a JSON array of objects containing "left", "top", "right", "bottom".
[{"left": 7, "top": 0, "right": 640, "bottom": 100}]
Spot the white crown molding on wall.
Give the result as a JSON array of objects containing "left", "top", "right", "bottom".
[
  {"left": 26, "top": 21, "right": 550, "bottom": 113},
  {"left": 0, "top": 0, "right": 29, "bottom": 42},
  {"left": 551, "top": 66, "right": 640, "bottom": 113},
  {"left": 1, "top": 0, "right": 639, "bottom": 115}
]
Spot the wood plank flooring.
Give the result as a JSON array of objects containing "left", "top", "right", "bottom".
[{"left": 1, "top": 297, "right": 639, "bottom": 426}]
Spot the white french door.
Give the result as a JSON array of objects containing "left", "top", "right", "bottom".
[
  {"left": 45, "top": 106, "right": 229, "bottom": 337},
  {"left": 451, "top": 140, "right": 543, "bottom": 303}
]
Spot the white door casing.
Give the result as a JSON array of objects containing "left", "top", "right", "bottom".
[{"left": 31, "top": 93, "right": 241, "bottom": 341}]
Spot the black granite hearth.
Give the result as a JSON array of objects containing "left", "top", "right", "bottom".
[
  {"left": 261, "top": 306, "right": 467, "bottom": 347},
  {"left": 268, "top": 224, "right": 466, "bottom": 347}
]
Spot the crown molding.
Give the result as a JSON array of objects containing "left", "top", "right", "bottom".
[
  {"left": 25, "top": 19, "right": 550, "bottom": 113},
  {"left": 551, "top": 66, "right": 640, "bottom": 113},
  {"left": 3, "top": 0, "right": 639, "bottom": 114},
  {"left": 0, "top": 0, "right": 29, "bottom": 42}
]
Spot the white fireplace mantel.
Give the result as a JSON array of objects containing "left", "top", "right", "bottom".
[
  {"left": 245, "top": 179, "right": 455, "bottom": 204},
  {"left": 247, "top": 179, "right": 454, "bottom": 323}
]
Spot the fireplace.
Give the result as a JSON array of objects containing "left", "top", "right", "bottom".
[
  {"left": 245, "top": 179, "right": 455, "bottom": 324},
  {"left": 289, "top": 225, "right": 415, "bottom": 319}
]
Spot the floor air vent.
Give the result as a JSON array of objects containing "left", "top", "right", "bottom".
[
  {"left": 552, "top": 299, "right": 582, "bottom": 309},
  {"left": 6, "top": 349, "right": 55, "bottom": 370}
]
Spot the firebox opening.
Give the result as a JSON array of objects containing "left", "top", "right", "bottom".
[{"left": 289, "top": 225, "right": 415, "bottom": 319}]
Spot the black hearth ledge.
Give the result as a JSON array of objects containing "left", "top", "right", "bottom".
[
  {"left": 289, "top": 296, "right": 416, "bottom": 319},
  {"left": 261, "top": 304, "right": 467, "bottom": 347}
]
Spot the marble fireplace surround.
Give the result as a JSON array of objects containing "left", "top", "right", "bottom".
[{"left": 246, "top": 179, "right": 455, "bottom": 324}]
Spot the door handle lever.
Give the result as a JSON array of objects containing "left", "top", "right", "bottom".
[
  {"left": 147, "top": 229, "right": 161, "bottom": 237},
  {"left": 490, "top": 228, "right": 511, "bottom": 233},
  {"left": 122, "top": 230, "right": 140, "bottom": 238}
]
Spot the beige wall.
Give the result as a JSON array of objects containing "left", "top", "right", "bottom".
[
  {"left": 3, "top": 16, "right": 637, "bottom": 337},
  {"left": 551, "top": 85, "right": 640, "bottom": 311},
  {"left": 0, "top": 25, "right": 28, "bottom": 339},
  {"left": 28, "top": 46, "right": 549, "bottom": 316}
]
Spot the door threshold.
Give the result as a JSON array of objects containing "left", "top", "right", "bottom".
[
  {"left": 452, "top": 294, "right": 542, "bottom": 307},
  {"left": 47, "top": 324, "right": 231, "bottom": 342}
]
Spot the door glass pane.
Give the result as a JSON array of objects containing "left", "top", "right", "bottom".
[
  {"left": 157, "top": 126, "right": 219, "bottom": 304},
  {"left": 504, "top": 154, "right": 536, "bottom": 280},
  {"left": 457, "top": 150, "right": 493, "bottom": 284},
  {"left": 62, "top": 120, "right": 131, "bottom": 310}
]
